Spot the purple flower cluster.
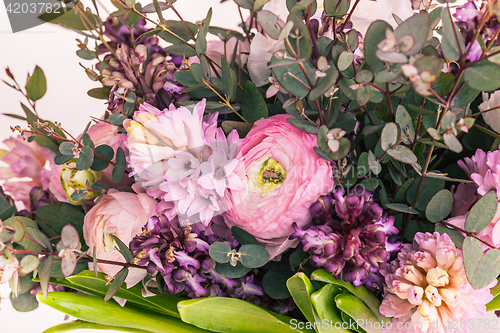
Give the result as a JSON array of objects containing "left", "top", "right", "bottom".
[
  {"left": 130, "top": 215, "right": 292, "bottom": 312},
  {"left": 291, "top": 188, "right": 400, "bottom": 289},
  {"left": 454, "top": 1, "right": 499, "bottom": 62}
]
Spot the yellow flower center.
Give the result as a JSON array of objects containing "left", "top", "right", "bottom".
[{"left": 250, "top": 158, "right": 287, "bottom": 195}]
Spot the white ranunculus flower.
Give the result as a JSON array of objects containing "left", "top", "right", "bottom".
[
  {"left": 480, "top": 90, "right": 500, "bottom": 134},
  {"left": 350, "top": 0, "right": 414, "bottom": 36}
]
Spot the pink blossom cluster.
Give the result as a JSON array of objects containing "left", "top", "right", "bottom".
[
  {"left": 380, "top": 232, "right": 495, "bottom": 333},
  {"left": 123, "top": 99, "right": 244, "bottom": 226}
]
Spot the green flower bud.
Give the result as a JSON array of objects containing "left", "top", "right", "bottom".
[{"left": 60, "top": 159, "right": 102, "bottom": 205}]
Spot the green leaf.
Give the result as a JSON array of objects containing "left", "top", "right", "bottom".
[
  {"left": 311, "top": 269, "right": 388, "bottom": 322},
  {"left": 59, "top": 142, "right": 75, "bottom": 156},
  {"left": 287, "top": 118, "right": 318, "bottom": 134},
  {"left": 395, "top": 105, "right": 415, "bottom": 145},
  {"left": 309, "top": 67, "right": 339, "bottom": 101},
  {"left": 443, "top": 133, "right": 462, "bottom": 153},
  {"left": 310, "top": 285, "right": 349, "bottom": 332},
  {"left": 406, "top": 177, "right": 444, "bottom": 211},
  {"left": 262, "top": 268, "right": 295, "bottom": 299},
  {"left": 286, "top": 273, "right": 318, "bottom": 328},
  {"left": 425, "top": 189, "right": 453, "bottom": 223},
  {"left": 35, "top": 203, "right": 85, "bottom": 237},
  {"left": 338, "top": 51, "right": 354, "bottom": 71},
  {"left": 0, "top": 194, "right": 15, "bottom": 221},
  {"left": 435, "top": 224, "right": 464, "bottom": 250},
  {"left": 164, "top": 44, "right": 197, "bottom": 57},
  {"left": 54, "top": 152, "right": 73, "bottom": 165},
  {"left": 465, "top": 243, "right": 500, "bottom": 290},
  {"left": 271, "top": 55, "right": 315, "bottom": 98},
  {"left": 364, "top": 21, "right": 392, "bottom": 72},
  {"left": 26, "top": 66, "right": 46, "bottom": 101},
  {"left": 367, "top": 151, "right": 381, "bottom": 175},
  {"left": 209, "top": 242, "right": 231, "bottom": 263},
  {"left": 20, "top": 255, "right": 39, "bottom": 275},
  {"left": 286, "top": 14, "right": 312, "bottom": 59},
  {"left": 384, "top": 203, "right": 419, "bottom": 214},
  {"left": 39, "top": 255, "right": 53, "bottom": 299},
  {"left": 221, "top": 121, "right": 253, "bottom": 137},
  {"left": 3, "top": 217, "right": 42, "bottom": 251},
  {"left": 239, "top": 244, "right": 269, "bottom": 268},
  {"left": 196, "top": 8, "right": 212, "bottom": 56},
  {"left": 327, "top": 137, "right": 351, "bottom": 160},
  {"left": 112, "top": 235, "right": 134, "bottom": 264},
  {"left": 62, "top": 271, "right": 183, "bottom": 317},
  {"left": 257, "top": 10, "right": 284, "bottom": 40},
  {"left": 289, "top": 0, "right": 314, "bottom": 13},
  {"left": 393, "top": 12, "right": 430, "bottom": 56},
  {"left": 216, "top": 261, "right": 250, "bottom": 278},
  {"left": 334, "top": 293, "right": 381, "bottom": 333},
  {"left": 356, "top": 85, "right": 372, "bottom": 106},
  {"left": 241, "top": 81, "right": 268, "bottom": 123},
  {"left": 104, "top": 268, "right": 128, "bottom": 303},
  {"left": 43, "top": 321, "right": 152, "bottom": 333},
  {"left": 178, "top": 297, "right": 314, "bottom": 333},
  {"left": 231, "top": 226, "right": 258, "bottom": 245},
  {"left": 387, "top": 145, "right": 417, "bottom": 164},
  {"left": 38, "top": 292, "right": 201, "bottom": 333},
  {"left": 87, "top": 87, "right": 111, "bottom": 100},
  {"left": 380, "top": 123, "right": 398, "bottom": 150},
  {"left": 10, "top": 292, "right": 38, "bottom": 312},
  {"left": 234, "top": 0, "right": 254, "bottom": 9},
  {"left": 441, "top": 8, "right": 465, "bottom": 62},
  {"left": 76, "top": 146, "right": 94, "bottom": 170},
  {"left": 221, "top": 56, "right": 237, "bottom": 102},
  {"left": 91, "top": 144, "right": 114, "bottom": 171},
  {"left": 112, "top": 147, "right": 126, "bottom": 183},
  {"left": 464, "top": 191, "right": 498, "bottom": 233},
  {"left": 464, "top": 61, "right": 500, "bottom": 92}
]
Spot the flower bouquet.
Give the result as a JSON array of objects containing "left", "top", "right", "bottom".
[{"left": 2, "top": 0, "right": 500, "bottom": 332}]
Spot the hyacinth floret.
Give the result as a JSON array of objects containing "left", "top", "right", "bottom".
[
  {"left": 291, "top": 187, "right": 400, "bottom": 288},
  {"left": 129, "top": 215, "right": 268, "bottom": 302}
]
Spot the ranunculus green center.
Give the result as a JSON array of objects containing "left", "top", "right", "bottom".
[{"left": 250, "top": 158, "right": 286, "bottom": 195}]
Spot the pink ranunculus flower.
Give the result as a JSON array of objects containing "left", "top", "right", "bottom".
[
  {"left": 380, "top": 232, "right": 496, "bottom": 333},
  {"left": 0, "top": 136, "right": 52, "bottom": 208},
  {"left": 225, "top": 114, "right": 334, "bottom": 259},
  {"left": 83, "top": 190, "right": 157, "bottom": 287}
]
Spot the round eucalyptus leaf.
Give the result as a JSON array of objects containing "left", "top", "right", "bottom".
[
  {"left": 425, "top": 189, "right": 453, "bottom": 223},
  {"left": 239, "top": 244, "right": 269, "bottom": 268},
  {"left": 209, "top": 242, "right": 231, "bottom": 263}
]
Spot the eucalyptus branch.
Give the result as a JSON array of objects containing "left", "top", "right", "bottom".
[
  {"left": 440, "top": 220, "right": 498, "bottom": 250},
  {"left": 167, "top": 0, "right": 197, "bottom": 41}
]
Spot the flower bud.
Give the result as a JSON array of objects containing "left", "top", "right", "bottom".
[
  {"left": 426, "top": 267, "right": 449, "bottom": 287},
  {"left": 310, "top": 195, "right": 334, "bottom": 221},
  {"left": 60, "top": 160, "right": 102, "bottom": 205}
]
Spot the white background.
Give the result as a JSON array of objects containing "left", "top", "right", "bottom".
[{"left": 0, "top": 0, "right": 497, "bottom": 332}]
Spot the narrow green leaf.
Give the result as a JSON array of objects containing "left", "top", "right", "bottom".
[
  {"left": 384, "top": 203, "right": 419, "bottom": 214},
  {"left": 87, "top": 87, "right": 111, "bottom": 100},
  {"left": 104, "top": 268, "right": 129, "bottom": 302},
  {"left": 286, "top": 273, "right": 318, "bottom": 328},
  {"left": 38, "top": 292, "right": 201, "bottom": 333},
  {"left": 112, "top": 147, "right": 126, "bottom": 183},
  {"left": 111, "top": 235, "right": 134, "bottom": 264},
  {"left": 287, "top": 118, "right": 318, "bottom": 134},
  {"left": 310, "top": 285, "right": 349, "bottom": 332},
  {"left": 335, "top": 293, "right": 381, "bottom": 333},
  {"left": 441, "top": 8, "right": 465, "bottom": 62},
  {"left": 44, "top": 320, "right": 152, "bottom": 333},
  {"left": 39, "top": 255, "right": 53, "bottom": 299},
  {"left": 221, "top": 56, "right": 237, "bottom": 102},
  {"left": 195, "top": 8, "right": 212, "bottom": 56}
]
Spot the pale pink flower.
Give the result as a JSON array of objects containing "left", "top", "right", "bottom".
[
  {"left": 225, "top": 114, "right": 334, "bottom": 259},
  {"left": 83, "top": 189, "right": 157, "bottom": 287},
  {"left": 247, "top": 32, "right": 284, "bottom": 87},
  {"left": 480, "top": 90, "right": 500, "bottom": 134},
  {"left": 0, "top": 136, "right": 51, "bottom": 208},
  {"left": 458, "top": 148, "right": 500, "bottom": 196},
  {"left": 124, "top": 100, "right": 244, "bottom": 226},
  {"left": 380, "top": 232, "right": 496, "bottom": 333}
]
